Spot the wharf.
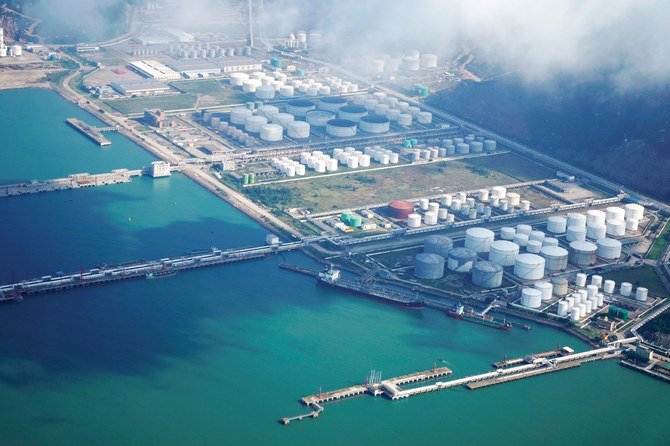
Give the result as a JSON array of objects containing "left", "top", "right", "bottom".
[
  {"left": 0, "top": 169, "right": 142, "bottom": 197},
  {"left": 467, "top": 362, "right": 581, "bottom": 389},
  {"left": 278, "top": 262, "right": 320, "bottom": 278},
  {"left": 66, "top": 118, "right": 112, "bottom": 146},
  {"left": 492, "top": 349, "right": 563, "bottom": 368},
  {"left": 620, "top": 360, "right": 670, "bottom": 384}
]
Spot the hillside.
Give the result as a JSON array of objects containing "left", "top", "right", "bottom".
[{"left": 426, "top": 77, "right": 670, "bottom": 201}]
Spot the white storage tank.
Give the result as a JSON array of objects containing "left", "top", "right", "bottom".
[
  {"left": 521, "top": 288, "right": 542, "bottom": 308},
  {"left": 500, "top": 227, "right": 516, "bottom": 240},
  {"left": 242, "top": 78, "right": 262, "bottom": 92},
  {"left": 567, "top": 213, "right": 586, "bottom": 228},
  {"left": 272, "top": 113, "right": 295, "bottom": 128},
  {"left": 516, "top": 224, "right": 532, "bottom": 236},
  {"left": 465, "top": 227, "right": 495, "bottom": 253},
  {"left": 326, "top": 119, "right": 357, "bottom": 137},
  {"left": 483, "top": 140, "right": 497, "bottom": 152},
  {"left": 591, "top": 275, "right": 603, "bottom": 288},
  {"left": 407, "top": 213, "right": 422, "bottom": 228},
  {"left": 514, "top": 233, "right": 529, "bottom": 247},
  {"left": 260, "top": 124, "right": 283, "bottom": 142},
  {"left": 358, "top": 115, "right": 391, "bottom": 133},
  {"left": 543, "top": 237, "right": 559, "bottom": 247},
  {"left": 338, "top": 105, "right": 368, "bottom": 122},
  {"left": 424, "top": 212, "right": 438, "bottom": 225},
  {"left": 624, "top": 203, "right": 645, "bottom": 220},
  {"left": 603, "top": 280, "right": 615, "bottom": 294},
  {"left": 620, "top": 282, "right": 633, "bottom": 296},
  {"left": 558, "top": 300, "right": 569, "bottom": 317},
  {"left": 535, "top": 282, "right": 553, "bottom": 301},
  {"left": 258, "top": 105, "right": 280, "bottom": 120},
  {"left": 626, "top": 219, "right": 639, "bottom": 231},
  {"left": 552, "top": 277, "right": 569, "bottom": 296},
  {"left": 420, "top": 53, "right": 438, "bottom": 68},
  {"left": 414, "top": 253, "right": 445, "bottom": 279},
  {"left": 491, "top": 186, "right": 507, "bottom": 199},
  {"left": 540, "top": 246, "right": 569, "bottom": 271},
  {"left": 279, "top": 85, "right": 295, "bottom": 97},
  {"left": 287, "top": 99, "right": 317, "bottom": 117},
  {"left": 255, "top": 85, "right": 276, "bottom": 99},
  {"left": 586, "top": 210, "right": 607, "bottom": 227},
  {"left": 488, "top": 240, "right": 520, "bottom": 266},
  {"left": 606, "top": 207, "right": 626, "bottom": 222},
  {"left": 447, "top": 248, "right": 478, "bottom": 273},
  {"left": 424, "top": 235, "right": 454, "bottom": 258},
  {"left": 526, "top": 240, "right": 542, "bottom": 254},
  {"left": 586, "top": 223, "right": 607, "bottom": 240},
  {"left": 514, "top": 254, "right": 546, "bottom": 281},
  {"left": 230, "top": 108, "right": 253, "bottom": 125},
  {"left": 575, "top": 273, "right": 587, "bottom": 287},
  {"left": 606, "top": 220, "right": 626, "bottom": 237},
  {"left": 566, "top": 225, "right": 587, "bottom": 242},
  {"left": 287, "top": 121, "right": 310, "bottom": 138},
  {"left": 229, "top": 72, "right": 249, "bottom": 86},
  {"left": 635, "top": 287, "right": 648, "bottom": 302},
  {"left": 417, "top": 112, "right": 433, "bottom": 124},
  {"left": 244, "top": 115, "right": 268, "bottom": 133},
  {"left": 596, "top": 238, "right": 622, "bottom": 259},
  {"left": 546, "top": 216, "right": 567, "bottom": 234},
  {"left": 529, "top": 230, "right": 545, "bottom": 242},
  {"left": 397, "top": 114, "right": 413, "bottom": 126},
  {"left": 471, "top": 261, "right": 504, "bottom": 288},
  {"left": 570, "top": 306, "right": 581, "bottom": 321},
  {"left": 306, "top": 111, "right": 336, "bottom": 127},
  {"left": 569, "top": 241, "right": 598, "bottom": 266}
]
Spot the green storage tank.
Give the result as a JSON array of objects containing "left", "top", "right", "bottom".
[
  {"left": 411, "top": 139, "right": 418, "bottom": 146},
  {"left": 403, "top": 140, "right": 412, "bottom": 148},
  {"left": 420, "top": 87, "right": 430, "bottom": 96},
  {"left": 341, "top": 212, "right": 352, "bottom": 224},
  {"left": 246, "top": 102, "right": 255, "bottom": 110},
  {"left": 242, "top": 173, "right": 250, "bottom": 185},
  {"left": 294, "top": 69, "right": 306, "bottom": 76},
  {"left": 249, "top": 173, "right": 256, "bottom": 184},
  {"left": 270, "top": 57, "right": 282, "bottom": 68},
  {"left": 608, "top": 306, "right": 629, "bottom": 321},
  {"left": 348, "top": 215, "right": 363, "bottom": 228}
]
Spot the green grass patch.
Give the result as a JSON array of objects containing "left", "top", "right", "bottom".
[
  {"left": 104, "top": 94, "right": 198, "bottom": 115},
  {"left": 171, "top": 80, "right": 248, "bottom": 107},
  {"left": 648, "top": 220, "right": 670, "bottom": 260}
]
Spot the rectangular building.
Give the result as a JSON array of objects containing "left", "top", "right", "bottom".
[
  {"left": 150, "top": 161, "right": 171, "bottom": 178},
  {"left": 168, "top": 60, "right": 221, "bottom": 77},
  {"left": 110, "top": 79, "right": 171, "bottom": 96},
  {"left": 130, "top": 60, "right": 182, "bottom": 81},
  {"left": 217, "top": 58, "right": 263, "bottom": 73}
]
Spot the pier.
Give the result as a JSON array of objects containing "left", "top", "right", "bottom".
[
  {"left": 281, "top": 339, "right": 637, "bottom": 425},
  {"left": 0, "top": 241, "right": 314, "bottom": 301},
  {"left": 66, "top": 118, "right": 112, "bottom": 146},
  {"left": 0, "top": 169, "right": 142, "bottom": 197}
]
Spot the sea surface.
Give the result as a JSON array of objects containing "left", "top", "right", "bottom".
[{"left": 0, "top": 88, "right": 669, "bottom": 446}]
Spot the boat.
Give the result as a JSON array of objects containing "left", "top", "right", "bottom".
[
  {"left": 317, "top": 267, "right": 423, "bottom": 310},
  {"left": 145, "top": 269, "right": 178, "bottom": 280},
  {"left": 446, "top": 303, "right": 511, "bottom": 330}
]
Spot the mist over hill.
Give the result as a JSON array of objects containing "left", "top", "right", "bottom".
[{"left": 426, "top": 76, "right": 670, "bottom": 201}]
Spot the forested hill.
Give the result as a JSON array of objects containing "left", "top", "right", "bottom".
[{"left": 426, "top": 77, "right": 670, "bottom": 201}]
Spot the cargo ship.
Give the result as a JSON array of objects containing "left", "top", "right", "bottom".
[
  {"left": 318, "top": 268, "right": 423, "bottom": 310},
  {"left": 446, "top": 303, "right": 511, "bottom": 330},
  {"left": 146, "top": 269, "right": 177, "bottom": 280}
]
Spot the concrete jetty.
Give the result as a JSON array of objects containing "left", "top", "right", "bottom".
[
  {"left": 0, "top": 169, "right": 142, "bottom": 197},
  {"left": 66, "top": 118, "right": 112, "bottom": 146}
]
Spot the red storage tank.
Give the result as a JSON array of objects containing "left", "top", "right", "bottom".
[{"left": 388, "top": 200, "right": 414, "bottom": 219}]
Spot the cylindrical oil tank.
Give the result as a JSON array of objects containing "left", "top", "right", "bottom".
[
  {"left": 260, "top": 124, "right": 283, "bottom": 142},
  {"left": 483, "top": 140, "right": 497, "bottom": 152},
  {"left": 635, "top": 287, "right": 648, "bottom": 302},
  {"left": 420, "top": 53, "right": 438, "bottom": 68},
  {"left": 491, "top": 186, "right": 506, "bottom": 199},
  {"left": 326, "top": 119, "right": 357, "bottom": 137},
  {"left": 469, "top": 141, "right": 483, "bottom": 153},
  {"left": 603, "top": 280, "right": 615, "bottom": 294},
  {"left": 337, "top": 105, "right": 368, "bottom": 122},
  {"left": 447, "top": 248, "right": 478, "bottom": 273},
  {"left": 472, "top": 261, "right": 504, "bottom": 288},
  {"left": 567, "top": 225, "right": 587, "bottom": 242},
  {"left": 255, "top": 85, "right": 275, "bottom": 99},
  {"left": 514, "top": 233, "right": 529, "bottom": 247},
  {"left": 567, "top": 213, "right": 586, "bottom": 228},
  {"left": 242, "top": 78, "right": 262, "bottom": 92},
  {"left": 305, "top": 110, "right": 336, "bottom": 127},
  {"left": 424, "top": 235, "right": 453, "bottom": 258},
  {"left": 424, "top": 212, "right": 438, "bottom": 225},
  {"left": 570, "top": 306, "right": 581, "bottom": 321},
  {"left": 547, "top": 216, "right": 567, "bottom": 234},
  {"left": 626, "top": 219, "right": 639, "bottom": 231},
  {"left": 230, "top": 108, "right": 253, "bottom": 125},
  {"left": 558, "top": 300, "right": 569, "bottom": 317},
  {"left": 272, "top": 113, "right": 295, "bottom": 128},
  {"left": 529, "top": 230, "right": 545, "bottom": 242},
  {"left": 540, "top": 246, "right": 569, "bottom": 271},
  {"left": 397, "top": 114, "right": 413, "bottom": 126},
  {"left": 625, "top": 203, "right": 645, "bottom": 220},
  {"left": 606, "top": 220, "right": 626, "bottom": 237},
  {"left": 514, "top": 254, "right": 546, "bottom": 280},
  {"left": 586, "top": 284, "right": 598, "bottom": 299},
  {"left": 543, "top": 237, "right": 559, "bottom": 247},
  {"left": 417, "top": 112, "right": 433, "bottom": 124},
  {"left": 455, "top": 143, "right": 469, "bottom": 154},
  {"left": 575, "top": 273, "right": 587, "bottom": 287},
  {"left": 620, "top": 282, "right": 633, "bottom": 296},
  {"left": 358, "top": 115, "right": 390, "bottom": 133},
  {"left": 586, "top": 223, "right": 607, "bottom": 240},
  {"left": 287, "top": 121, "right": 310, "bottom": 138},
  {"left": 258, "top": 105, "right": 280, "bottom": 120},
  {"left": 535, "top": 282, "right": 553, "bottom": 301},
  {"left": 414, "top": 253, "right": 445, "bottom": 279},
  {"left": 407, "top": 213, "right": 422, "bottom": 228},
  {"left": 279, "top": 85, "right": 295, "bottom": 97},
  {"left": 521, "top": 288, "right": 542, "bottom": 308},
  {"left": 552, "top": 277, "right": 569, "bottom": 296},
  {"left": 465, "top": 228, "right": 495, "bottom": 253},
  {"left": 596, "top": 238, "right": 622, "bottom": 259},
  {"left": 586, "top": 210, "right": 607, "bottom": 227},
  {"left": 526, "top": 240, "right": 542, "bottom": 254},
  {"left": 244, "top": 115, "right": 268, "bottom": 133},
  {"left": 606, "top": 207, "right": 626, "bottom": 222},
  {"left": 317, "top": 96, "right": 348, "bottom": 112},
  {"left": 569, "top": 240, "right": 598, "bottom": 266},
  {"left": 428, "top": 202, "right": 440, "bottom": 214},
  {"left": 516, "top": 224, "right": 532, "bottom": 236},
  {"left": 500, "top": 227, "right": 516, "bottom": 240},
  {"left": 287, "top": 99, "right": 317, "bottom": 117},
  {"left": 386, "top": 109, "right": 401, "bottom": 121},
  {"left": 230, "top": 72, "right": 249, "bottom": 86}
]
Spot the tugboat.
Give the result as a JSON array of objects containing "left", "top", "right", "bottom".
[
  {"left": 446, "top": 303, "right": 512, "bottom": 330},
  {"left": 145, "top": 269, "right": 178, "bottom": 280},
  {"left": 317, "top": 267, "right": 423, "bottom": 310}
]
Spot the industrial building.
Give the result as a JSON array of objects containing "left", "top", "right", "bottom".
[
  {"left": 150, "top": 161, "right": 171, "bottom": 178},
  {"left": 218, "top": 58, "right": 263, "bottom": 73},
  {"left": 130, "top": 60, "right": 182, "bottom": 81},
  {"left": 168, "top": 60, "right": 221, "bottom": 78},
  {"left": 144, "top": 109, "right": 170, "bottom": 128},
  {"left": 162, "top": 27, "right": 194, "bottom": 43},
  {"left": 110, "top": 79, "right": 171, "bottom": 96}
]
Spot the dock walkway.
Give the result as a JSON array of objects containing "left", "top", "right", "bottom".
[
  {"left": 0, "top": 169, "right": 142, "bottom": 197},
  {"left": 66, "top": 118, "right": 112, "bottom": 146}
]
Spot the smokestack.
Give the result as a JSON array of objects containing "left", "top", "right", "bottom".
[{"left": 247, "top": 0, "right": 254, "bottom": 48}]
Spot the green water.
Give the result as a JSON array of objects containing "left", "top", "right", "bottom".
[{"left": 0, "top": 89, "right": 669, "bottom": 445}]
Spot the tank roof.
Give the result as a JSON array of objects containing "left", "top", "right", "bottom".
[
  {"left": 569, "top": 240, "right": 597, "bottom": 251},
  {"left": 515, "top": 253, "right": 545, "bottom": 265},
  {"left": 540, "top": 246, "right": 568, "bottom": 256},
  {"left": 473, "top": 261, "right": 503, "bottom": 272},
  {"left": 327, "top": 118, "right": 356, "bottom": 127},
  {"left": 415, "top": 253, "right": 445, "bottom": 263},
  {"left": 339, "top": 105, "right": 367, "bottom": 113},
  {"left": 288, "top": 99, "right": 316, "bottom": 107},
  {"left": 320, "top": 96, "right": 348, "bottom": 104},
  {"left": 360, "top": 115, "right": 390, "bottom": 124}
]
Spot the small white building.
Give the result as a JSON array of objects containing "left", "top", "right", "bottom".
[
  {"left": 150, "top": 161, "right": 171, "bottom": 178},
  {"left": 265, "top": 234, "right": 280, "bottom": 245}
]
